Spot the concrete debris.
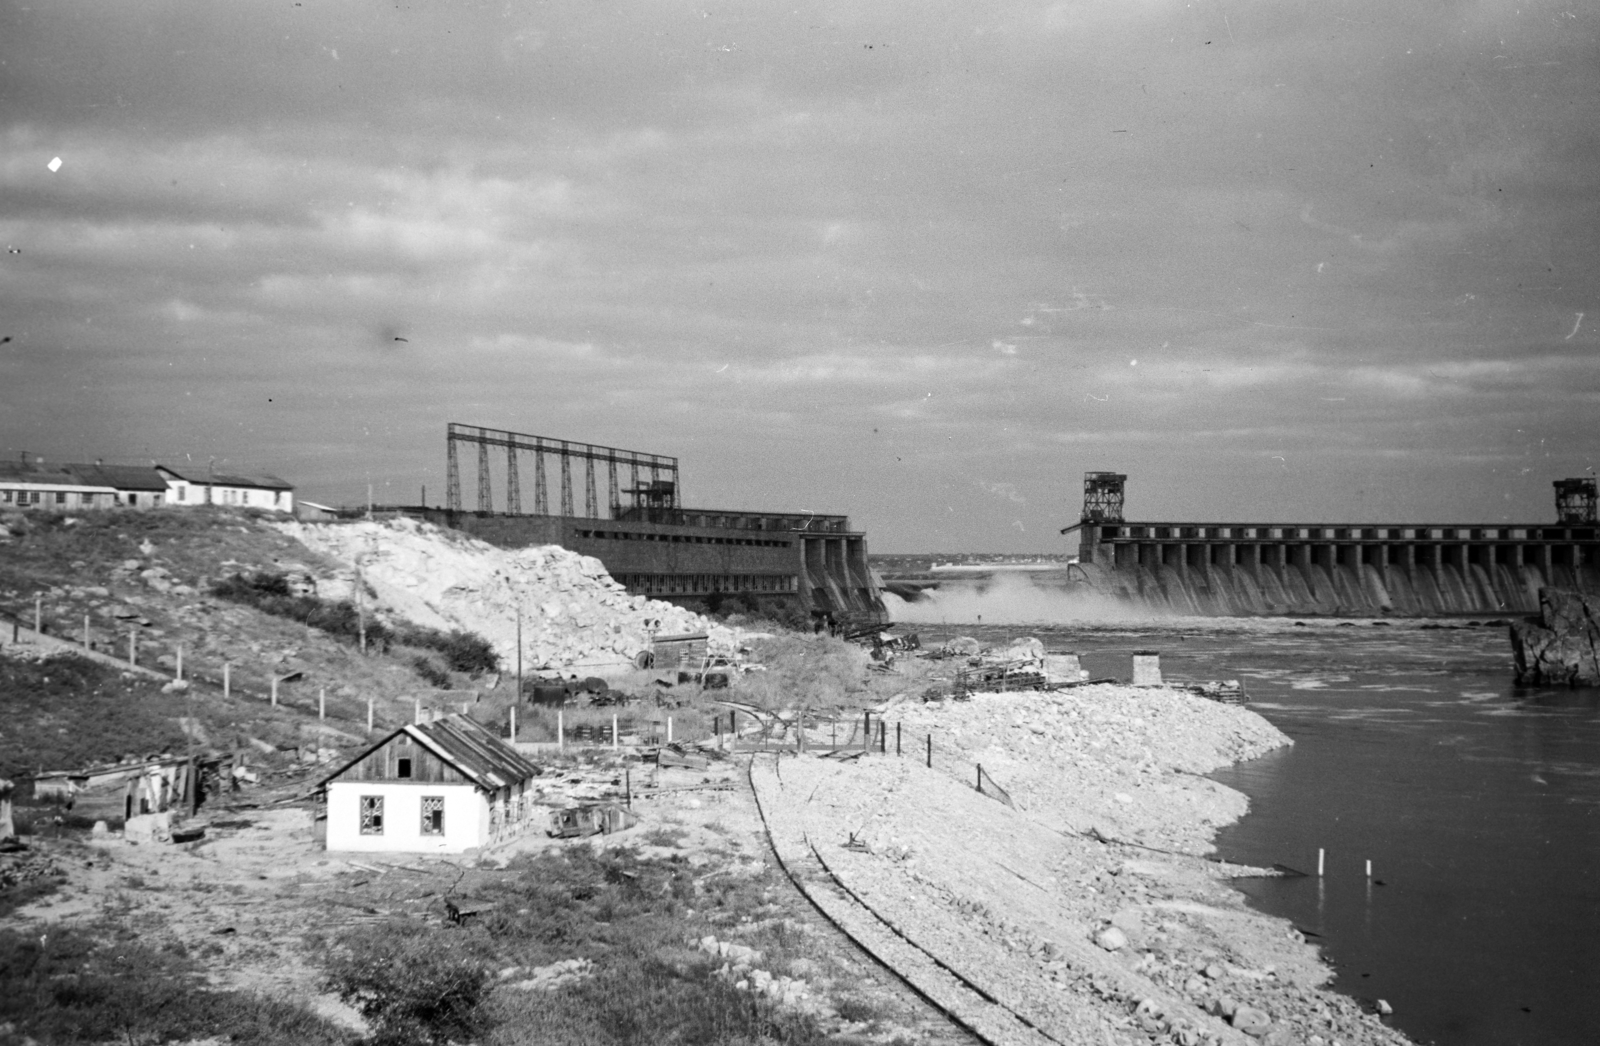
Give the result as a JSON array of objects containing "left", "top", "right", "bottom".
[{"left": 276, "top": 517, "right": 741, "bottom": 674}]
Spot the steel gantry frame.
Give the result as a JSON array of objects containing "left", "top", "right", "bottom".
[{"left": 444, "top": 423, "right": 679, "bottom": 518}]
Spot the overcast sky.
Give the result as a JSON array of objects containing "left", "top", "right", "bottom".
[{"left": 2, "top": 0, "right": 1596, "bottom": 551}]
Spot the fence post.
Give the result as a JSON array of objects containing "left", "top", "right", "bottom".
[
  {"left": 613, "top": 714, "right": 619, "bottom": 751},
  {"left": 510, "top": 705, "right": 517, "bottom": 741},
  {"left": 862, "top": 710, "right": 870, "bottom": 754},
  {"left": 558, "top": 709, "right": 564, "bottom": 751},
  {"left": 926, "top": 734, "right": 932, "bottom": 768},
  {"left": 976, "top": 763, "right": 982, "bottom": 792},
  {"left": 367, "top": 697, "right": 374, "bottom": 734},
  {"left": 83, "top": 614, "right": 90, "bottom": 650},
  {"left": 319, "top": 688, "right": 326, "bottom": 720},
  {"left": 176, "top": 645, "right": 183, "bottom": 681},
  {"left": 271, "top": 676, "right": 279, "bottom": 707},
  {"left": 896, "top": 722, "right": 902, "bottom": 756},
  {"left": 223, "top": 662, "right": 230, "bottom": 698},
  {"left": 35, "top": 592, "right": 42, "bottom": 635},
  {"left": 667, "top": 716, "right": 673, "bottom": 744},
  {"left": 128, "top": 630, "right": 136, "bottom": 666}
]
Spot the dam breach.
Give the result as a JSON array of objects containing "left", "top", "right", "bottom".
[{"left": 1059, "top": 473, "right": 1600, "bottom": 617}]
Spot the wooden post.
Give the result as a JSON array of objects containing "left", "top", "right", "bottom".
[
  {"left": 83, "top": 614, "right": 90, "bottom": 649},
  {"left": 625, "top": 769, "right": 632, "bottom": 809},
  {"left": 558, "top": 709, "right": 564, "bottom": 751},
  {"left": 896, "top": 722, "right": 902, "bottom": 756},
  {"left": 612, "top": 714, "right": 619, "bottom": 750},
  {"left": 176, "top": 645, "right": 183, "bottom": 681},
  {"left": 510, "top": 705, "right": 517, "bottom": 741},
  {"left": 271, "top": 676, "right": 278, "bottom": 707},
  {"left": 319, "top": 688, "right": 326, "bottom": 720},
  {"left": 862, "top": 710, "right": 870, "bottom": 753},
  {"left": 128, "top": 630, "right": 136, "bottom": 666},
  {"left": 926, "top": 734, "right": 932, "bottom": 768},
  {"left": 367, "top": 697, "right": 374, "bottom": 733},
  {"left": 977, "top": 763, "right": 982, "bottom": 791},
  {"left": 223, "top": 662, "right": 230, "bottom": 698},
  {"left": 34, "top": 592, "right": 42, "bottom": 635}
]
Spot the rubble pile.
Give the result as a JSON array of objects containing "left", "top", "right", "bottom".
[
  {"left": 277, "top": 517, "right": 736, "bottom": 674},
  {"left": 889, "top": 685, "right": 1289, "bottom": 854},
  {"left": 0, "top": 845, "right": 66, "bottom": 892}
]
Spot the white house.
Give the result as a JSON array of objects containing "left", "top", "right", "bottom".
[
  {"left": 155, "top": 466, "right": 295, "bottom": 513},
  {"left": 318, "top": 715, "right": 541, "bottom": 854}
]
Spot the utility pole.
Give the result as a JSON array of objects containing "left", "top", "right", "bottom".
[{"left": 355, "top": 554, "right": 367, "bottom": 655}]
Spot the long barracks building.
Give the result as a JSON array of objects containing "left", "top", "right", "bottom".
[{"left": 415, "top": 424, "right": 885, "bottom": 626}]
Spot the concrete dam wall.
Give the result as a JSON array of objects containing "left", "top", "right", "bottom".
[
  {"left": 1074, "top": 519, "right": 1600, "bottom": 617},
  {"left": 1077, "top": 559, "right": 1599, "bottom": 617}
]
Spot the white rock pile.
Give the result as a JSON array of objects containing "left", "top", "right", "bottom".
[{"left": 275, "top": 517, "right": 737, "bottom": 674}]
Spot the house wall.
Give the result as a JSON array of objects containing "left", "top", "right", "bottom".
[
  {"left": 162, "top": 478, "right": 293, "bottom": 513},
  {"left": 341, "top": 733, "right": 473, "bottom": 784},
  {"left": 326, "top": 781, "right": 486, "bottom": 853},
  {"left": 0, "top": 484, "right": 119, "bottom": 510}
]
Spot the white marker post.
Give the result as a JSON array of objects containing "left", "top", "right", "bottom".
[
  {"left": 613, "top": 714, "right": 619, "bottom": 751},
  {"left": 667, "top": 716, "right": 673, "bottom": 744},
  {"left": 558, "top": 709, "right": 564, "bottom": 751},
  {"left": 319, "top": 688, "right": 326, "bottom": 720},
  {"left": 509, "top": 705, "right": 517, "bottom": 742}
]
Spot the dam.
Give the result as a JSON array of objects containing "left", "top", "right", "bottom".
[
  {"left": 415, "top": 423, "right": 886, "bottom": 626},
  {"left": 1060, "top": 473, "right": 1600, "bottom": 616}
]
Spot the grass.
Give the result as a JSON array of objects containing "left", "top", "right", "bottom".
[
  {"left": 0, "top": 922, "right": 351, "bottom": 1046},
  {"left": 319, "top": 845, "right": 836, "bottom": 1046}
]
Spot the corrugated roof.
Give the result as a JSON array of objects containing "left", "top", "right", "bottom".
[
  {"left": 318, "top": 714, "right": 539, "bottom": 792},
  {"left": 0, "top": 463, "right": 97, "bottom": 487},
  {"left": 64, "top": 464, "right": 169, "bottom": 490}
]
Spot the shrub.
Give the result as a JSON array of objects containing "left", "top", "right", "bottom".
[
  {"left": 396, "top": 627, "right": 499, "bottom": 675},
  {"left": 411, "top": 656, "right": 451, "bottom": 689},
  {"left": 211, "top": 571, "right": 395, "bottom": 653},
  {"left": 323, "top": 925, "right": 491, "bottom": 1046}
]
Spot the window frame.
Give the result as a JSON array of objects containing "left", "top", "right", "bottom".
[
  {"left": 421, "top": 795, "right": 445, "bottom": 836},
  {"left": 359, "top": 795, "right": 384, "bottom": 835}
]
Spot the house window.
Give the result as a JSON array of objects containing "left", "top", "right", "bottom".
[
  {"left": 1, "top": 490, "right": 11, "bottom": 503},
  {"left": 421, "top": 796, "right": 445, "bottom": 835},
  {"left": 55, "top": 491, "right": 67, "bottom": 504},
  {"left": 127, "top": 493, "right": 137, "bottom": 506},
  {"left": 176, "top": 486, "right": 186, "bottom": 502},
  {"left": 396, "top": 757, "right": 412, "bottom": 779},
  {"left": 360, "top": 795, "right": 384, "bottom": 834}
]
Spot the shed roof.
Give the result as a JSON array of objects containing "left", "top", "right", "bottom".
[
  {"left": 156, "top": 466, "right": 294, "bottom": 491},
  {"left": 64, "top": 463, "right": 169, "bottom": 491},
  {"left": 318, "top": 714, "right": 539, "bottom": 793}
]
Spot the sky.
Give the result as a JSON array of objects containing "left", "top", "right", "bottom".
[{"left": 2, "top": 0, "right": 1597, "bottom": 552}]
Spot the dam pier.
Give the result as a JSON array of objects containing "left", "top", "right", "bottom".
[{"left": 1061, "top": 473, "right": 1600, "bottom": 617}]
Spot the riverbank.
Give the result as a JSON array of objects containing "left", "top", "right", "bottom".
[{"left": 753, "top": 685, "right": 1418, "bottom": 1046}]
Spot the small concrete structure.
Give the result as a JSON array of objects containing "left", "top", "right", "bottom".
[
  {"left": 318, "top": 714, "right": 541, "bottom": 854},
  {"left": 1131, "top": 651, "right": 1163, "bottom": 686},
  {"left": 1043, "top": 653, "right": 1084, "bottom": 684}
]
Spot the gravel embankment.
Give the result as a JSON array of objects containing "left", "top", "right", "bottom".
[{"left": 754, "top": 687, "right": 1416, "bottom": 1046}]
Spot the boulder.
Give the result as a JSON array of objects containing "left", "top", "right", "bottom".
[
  {"left": 1093, "top": 926, "right": 1127, "bottom": 951},
  {"left": 1230, "top": 1006, "right": 1272, "bottom": 1037},
  {"left": 1511, "top": 588, "right": 1600, "bottom": 685}
]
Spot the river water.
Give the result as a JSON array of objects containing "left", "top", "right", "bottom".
[{"left": 907, "top": 617, "right": 1600, "bottom": 1046}]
